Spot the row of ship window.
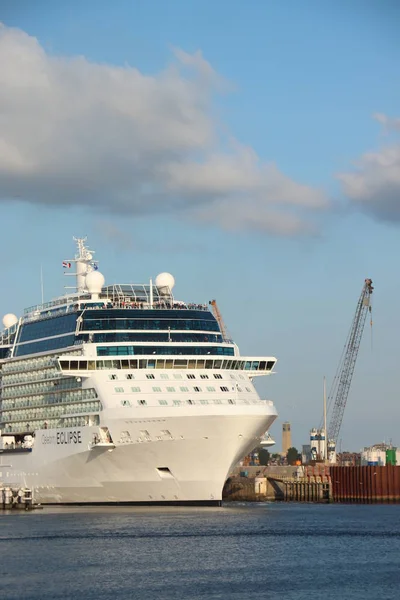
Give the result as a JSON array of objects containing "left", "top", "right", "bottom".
[
  {"left": 59, "top": 358, "right": 275, "bottom": 371},
  {"left": 120, "top": 398, "right": 252, "bottom": 407},
  {"left": 2, "top": 414, "right": 100, "bottom": 433},
  {"left": 1, "top": 369, "right": 61, "bottom": 386},
  {"left": 0, "top": 401, "right": 101, "bottom": 423},
  {"left": 1, "top": 351, "right": 81, "bottom": 375},
  {"left": 96, "top": 345, "right": 234, "bottom": 356},
  {"left": 1, "top": 377, "right": 82, "bottom": 399},
  {"left": 1, "top": 357, "right": 58, "bottom": 373},
  {"left": 0, "top": 389, "right": 97, "bottom": 411},
  {"left": 81, "top": 318, "right": 220, "bottom": 332},
  {"left": 17, "top": 313, "right": 77, "bottom": 343},
  {"left": 84, "top": 333, "right": 222, "bottom": 343},
  {"left": 114, "top": 385, "right": 252, "bottom": 393},
  {"left": 107, "top": 372, "right": 246, "bottom": 381},
  {"left": 15, "top": 335, "right": 77, "bottom": 357},
  {"left": 110, "top": 373, "right": 228, "bottom": 380}
]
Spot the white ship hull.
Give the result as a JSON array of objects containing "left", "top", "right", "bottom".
[{"left": 1, "top": 406, "right": 277, "bottom": 504}]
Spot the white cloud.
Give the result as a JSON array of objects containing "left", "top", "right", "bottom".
[
  {"left": 338, "top": 114, "right": 400, "bottom": 222},
  {"left": 373, "top": 113, "right": 400, "bottom": 132},
  {"left": 0, "top": 23, "right": 328, "bottom": 235}
]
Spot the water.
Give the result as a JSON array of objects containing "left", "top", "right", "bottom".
[{"left": 1, "top": 503, "right": 400, "bottom": 600}]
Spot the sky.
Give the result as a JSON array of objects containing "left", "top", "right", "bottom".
[{"left": 0, "top": 0, "right": 399, "bottom": 451}]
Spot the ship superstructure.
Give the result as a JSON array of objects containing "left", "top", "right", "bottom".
[{"left": 0, "top": 238, "right": 278, "bottom": 505}]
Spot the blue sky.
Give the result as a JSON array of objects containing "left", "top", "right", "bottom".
[{"left": 1, "top": 0, "right": 399, "bottom": 450}]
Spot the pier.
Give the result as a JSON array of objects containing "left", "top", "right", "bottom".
[{"left": 224, "top": 465, "right": 332, "bottom": 503}]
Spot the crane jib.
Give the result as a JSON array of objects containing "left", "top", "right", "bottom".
[{"left": 327, "top": 279, "right": 373, "bottom": 445}]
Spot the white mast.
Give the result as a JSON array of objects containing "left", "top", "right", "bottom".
[{"left": 63, "top": 237, "right": 98, "bottom": 294}]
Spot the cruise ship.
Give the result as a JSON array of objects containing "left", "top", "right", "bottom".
[{"left": 0, "top": 238, "right": 278, "bottom": 505}]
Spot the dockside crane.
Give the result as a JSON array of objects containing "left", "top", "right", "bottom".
[{"left": 326, "top": 278, "right": 374, "bottom": 455}]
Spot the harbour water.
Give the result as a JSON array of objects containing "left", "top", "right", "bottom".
[{"left": 1, "top": 503, "right": 399, "bottom": 600}]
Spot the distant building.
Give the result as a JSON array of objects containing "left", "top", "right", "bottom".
[
  {"left": 282, "top": 422, "right": 292, "bottom": 454},
  {"left": 302, "top": 444, "right": 311, "bottom": 464},
  {"left": 336, "top": 452, "right": 361, "bottom": 467},
  {"left": 360, "top": 443, "right": 399, "bottom": 466},
  {"left": 310, "top": 428, "right": 326, "bottom": 461}
]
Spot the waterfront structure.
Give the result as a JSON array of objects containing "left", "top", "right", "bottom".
[
  {"left": 282, "top": 421, "right": 291, "bottom": 454},
  {"left": 0, "top": 238, "right": 278, "bottom": 504},
  {"left": 310, "top": 428, "right": 326, "bottom": 461},
  {"left": 302, "top": 444, "right": 311, "bottom": 464},
  {"left": 360, "top": 443, "right": 399, "bottom": 466}
]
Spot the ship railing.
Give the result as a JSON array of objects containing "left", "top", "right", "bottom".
[
  {"left": 20, "top": 300, "right": 210, "bottom": 324},
  {"left": 86, "top": 300, "right": 209, "bottom": 311}
]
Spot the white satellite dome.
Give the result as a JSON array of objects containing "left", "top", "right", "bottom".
[
  {"left": 85, "top": 270, "right": 105, "bottom": 294},
  {"left": 2, "top": 313, "right": 18, "bottom": 329},
  {"left": 155, "top": 272, "right": 175, "bottom": 295}
]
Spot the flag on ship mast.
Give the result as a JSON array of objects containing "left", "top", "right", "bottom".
[{"left": 62, "top": 261, "right": 71, "bottom": 269}]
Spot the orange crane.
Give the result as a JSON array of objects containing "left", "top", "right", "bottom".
[{"left": 209, "top": 299, "right": 231, "bottom": 343}]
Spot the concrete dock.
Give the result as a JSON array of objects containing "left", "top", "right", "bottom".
[{"left": 224, "top": 465, "right": 332, "bottom": 503}]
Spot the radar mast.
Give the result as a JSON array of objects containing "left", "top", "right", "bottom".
[{"left": 63, "top": 237, "right": 98, "bottom": 294}]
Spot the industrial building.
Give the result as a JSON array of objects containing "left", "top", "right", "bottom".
[{"left": 361, "top": 444, "right": 399, "bottom": 466}]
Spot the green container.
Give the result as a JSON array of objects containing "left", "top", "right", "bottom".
[{"left": 386, "top": 448, "right": 397, "bottom": 466}]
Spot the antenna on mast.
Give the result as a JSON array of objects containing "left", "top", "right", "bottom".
[{"left": 63, "top": 237, "right": 99, "bottom": 294}]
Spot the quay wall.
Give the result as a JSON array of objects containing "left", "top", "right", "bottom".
[
  {"left": 331, "top": 465, "right": 400, "bottom": 503},
  {"left": 224, "top": 465, "right": 400, "bottom": 503}
]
